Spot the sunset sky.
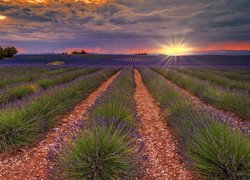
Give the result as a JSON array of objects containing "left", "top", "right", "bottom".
[{"left": 0, "top": 0, "right": 250, "bottom": 54}]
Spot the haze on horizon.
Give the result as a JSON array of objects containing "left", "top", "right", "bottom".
[{"left": 0, "top": 0, "right": 250, "bottom": 54}]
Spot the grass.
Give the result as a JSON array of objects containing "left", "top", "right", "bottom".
[
  {"left": 0, "top": 69, "right": 117, "bottom": 151},
  {"left": 153, "top": 68, "right": 250, "bottom": 120},
  {"left": 139, "top": 68, "right": 250, "bottom": 179}
]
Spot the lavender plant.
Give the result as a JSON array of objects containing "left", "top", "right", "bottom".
[
  {"left": 139, "top": 68, "right": 250, "bottom": 179},
  {"left": 54, "top": 68, "right": 139, "bottom": 179},
  {"left": 153, "top": 68, "right": 250, "bottom": 120},
  {"left": 0, "top": 69, "right": 117, "bottom": 151}
]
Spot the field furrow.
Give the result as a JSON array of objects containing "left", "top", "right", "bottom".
[{"left": 0, "top": 70, "right": 120, "bottom": 179}]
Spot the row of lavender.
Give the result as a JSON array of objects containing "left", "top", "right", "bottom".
[
  {"left": 0, "top": 69, "right": 117, "bottom": 151},
  {"left": 174, "top": 68, "right": 250, "bottom": 93},
  {"left": 201, "top": 67, "right": 250, "bottom": 81},
  {"left": 0, "top": 67, "right": 99, "bottom": 107},
  {"left": 139, "top": 68, "right": 250, "bottom": 179},
  {"left": 0, "top": 66, "right": 78, "bottom": 88},
  {"left": 53, "top": 68, "right": 139, "bottom": 179},
  {"left": 153, "top": 68, "right": 250, "bottom": 121}
]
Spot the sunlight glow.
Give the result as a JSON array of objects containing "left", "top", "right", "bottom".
[
  {"left": 161, "top": 41, "right": 193, "bottom": 56},
  {"left": 0, "top": 15, "right": 7, "bottom": 20}
]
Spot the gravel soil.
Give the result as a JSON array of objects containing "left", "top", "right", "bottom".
[{"left": 134, "top": 69, "right": 196, "bottom": 179}]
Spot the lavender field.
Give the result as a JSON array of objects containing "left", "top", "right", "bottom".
[
  {"left": 0, "top": 62, "right": 249, "bottom": 179},
  {"left": 1, "top": 54, "right": 250, "bottom": 67},
  {"left": 1, "top": 0, "right": 250, "bottom": 178}
]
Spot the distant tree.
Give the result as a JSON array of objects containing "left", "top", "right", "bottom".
[
  {"left": 0, "top": 46, "right": 3, "bottom": 59},
  {"left": 0, "top": 46, "right": 18, "bottom": 58},
  {"left": 72, "top": 50, "right": 88, "bottom": 55},
  {"left": 135, "top": 53, "right": 147, "bottom": 56},
  {"left": 81, "top": 50, "right": 87, "bottom": 54},
  {"left": 72, "top": 51, "right": 80, "bottom": 55}
]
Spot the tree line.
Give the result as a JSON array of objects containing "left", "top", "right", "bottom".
[{"left": 0, "top": 46, "right": 18, "bottom": 59}]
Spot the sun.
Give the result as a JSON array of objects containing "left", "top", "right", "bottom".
[
  {"left": 161, "top": 41, "right": 193, "bottom": 56},
  {"left": 0, "top": 15, "right": 7, "bottom": 20}
]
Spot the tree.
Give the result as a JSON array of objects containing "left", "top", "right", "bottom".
[
  {"left": 72, "top": 50, "right": 88, "bottom": 55},
  {"left": 0, "top": 46, "right": 18, "bottom": 58},
  {"left": 0, "top": 47, "right": 3, "bottom": 59}
]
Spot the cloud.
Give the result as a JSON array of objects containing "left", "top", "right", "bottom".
[{"left": 0, "top": 0, "right": 249, "bottom": 53}]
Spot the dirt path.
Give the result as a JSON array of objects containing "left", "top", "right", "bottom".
[
  {"left": 0, "top": 71, "right": 120, "bottom": 180},
  {"left": 134, "top": 70, "right": 195, "bottom": 179},
  {"left": 156, "top": 71, "right": 250, "bottom": 136}
]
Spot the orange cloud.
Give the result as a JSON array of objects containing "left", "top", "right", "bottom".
[
  {"left": 3, "top": 0, "right": 108, "bottom": 4},
  {"left": 201, "top": 41, "right": 250, "bottom": 51}
]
